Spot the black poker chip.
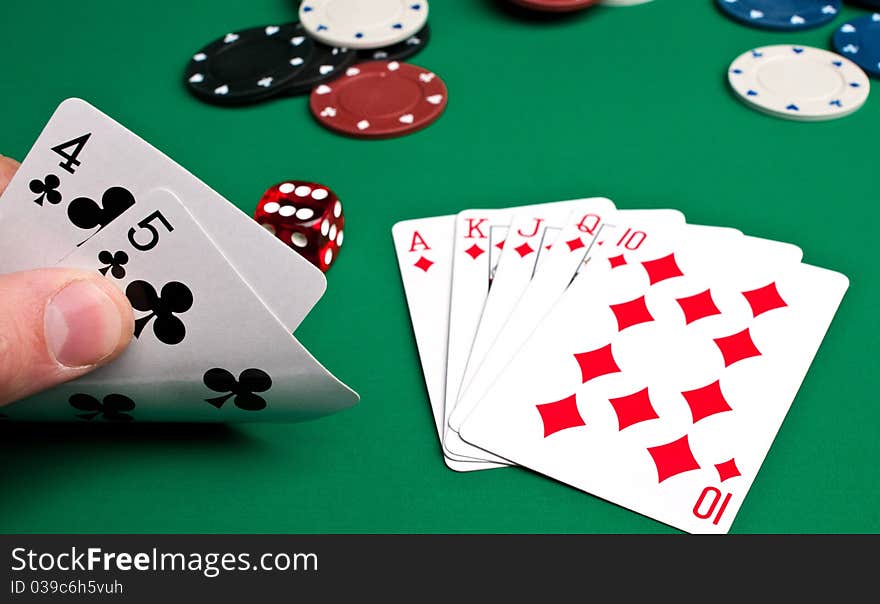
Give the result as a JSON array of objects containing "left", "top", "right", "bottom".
[
  {"left": 281, "top": 24, "right": 358, "bottom": 96},
  {"left": 184, "top": 22, "right": 356, "bottom": 105},
  {"left": 356, "top": 24, "right": 429, "bottom": 63}
]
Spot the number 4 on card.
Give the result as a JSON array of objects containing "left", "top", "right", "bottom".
[{"left": 51, "top": 133, "right": 91, "bottom": 174}]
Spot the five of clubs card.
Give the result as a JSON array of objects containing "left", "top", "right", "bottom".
[
  {"left": 393, "top": 198, "right": 848, "bottom": 533},
  {"left": 0, "top": 98, "right": 358, "bottom": 422}
]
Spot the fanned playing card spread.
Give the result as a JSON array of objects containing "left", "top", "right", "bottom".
[
  {"left": 0, "top": 98, "right": 358, "bottom": 422},
  {"left": 393, "top": 202, "right": 848, "bottom": 533}
]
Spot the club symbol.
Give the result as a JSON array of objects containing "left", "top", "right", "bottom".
[
  {"left": 98, "top": 250, "right": 129, "bottom": 279},
  {"left": 69, "top": 393, "right": 136, "bottom": 422},
  {"left": 126, "top": 280, "right": 193, "bottom": 345},
  {"left": 29, "top": 174, "right": 62, "bottom": 206},
  {"left": 67, "top": 186, "right": 135, "bottom": 233},
  {"left": 203, "top": 368, "right": 272, "bottom": 411}
]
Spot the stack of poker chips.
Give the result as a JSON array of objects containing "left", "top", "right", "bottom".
[
  {"left": 183, "top": 1, "right": 446, "bottom": 139},
  {"left": 717, "top": 0, "right": 878, "bottom": 121}
]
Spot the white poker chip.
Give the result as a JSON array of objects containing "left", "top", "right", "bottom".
[
  {"left": 299, "top": 0, "right": 429, "bottom": 50},
  {"left": 728, "top": 45, "right": 870, "bottom": 122}
]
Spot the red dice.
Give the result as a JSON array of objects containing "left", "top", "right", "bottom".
[{"left": 254, "top": 180, "right": 344, "bottom": 272}]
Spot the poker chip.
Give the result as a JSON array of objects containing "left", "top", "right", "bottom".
[
  {"left": 184, "top": 22, "right": 355, "bottom": 105},
  {"left": 299, "top": 0, "right": 429, "bottom": 50},
  {"left": 357, "top": 24, "right": 429, "bottom": 63},
  {"left": 715, "top": 0, "right": 841, "bottom": 31},
  {"left": 282, "top": 24, "right": 358, "bottom": 96},
  {"left": 600, "top": 0, "right": 654, "bottom": 5},
  {"left": 310, "top": 61, "right": 448, "bottom": 139},
  {"left": 728, "top": 45, "right": 870, "bottom": 121},
  {"left": 833, "top": 13, "right": 880, "bottom": 80},
  {"left": 508, "top": 0, "right": 599, "bottom": 11}
]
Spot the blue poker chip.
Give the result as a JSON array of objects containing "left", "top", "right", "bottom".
[
  {"left": 833, "top": 13, "right": 880, "bottom": 79},
  {"left": 716, "top": 0, "right": 841, "bottom": 31}
]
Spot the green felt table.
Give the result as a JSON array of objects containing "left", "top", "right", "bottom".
[{"left": 1, "top": 0, "right": 877, "bottom": 534}]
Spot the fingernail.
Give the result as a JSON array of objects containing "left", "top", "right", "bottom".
[{"left": 45, "top": 280, "right": 124, "bottom": 368}]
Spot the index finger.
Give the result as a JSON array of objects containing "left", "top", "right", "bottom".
[{"left": 0, "top": 155, "right": 21, "bottom": 196}]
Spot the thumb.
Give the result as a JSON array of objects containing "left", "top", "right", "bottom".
[{"left": 0, "top": 269, "right": 134, "bottom": 407}]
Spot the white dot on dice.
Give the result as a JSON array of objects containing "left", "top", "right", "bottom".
[
  {"left": 290, "top": 232, "right": 308, "bottom": 248},
  {"left": 279, "top": 182, "right": 295, "bottom": 194}
]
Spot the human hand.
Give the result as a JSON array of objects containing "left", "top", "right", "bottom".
[{"left": 0, "top": 154, "right": 134, "bottom": 407}]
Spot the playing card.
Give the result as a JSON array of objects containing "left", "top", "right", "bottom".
[
  {"left": 460, "top": 209, "right": 693, "bottom": 412},
  {"left": 459, "top": 205, "right": 606, "bottom": 409},
  {"left": 458, "top": 221, "right": 846, "bottom": 533},
  {"left": 443, "top": 209, "right": 686, "bottom": 463},
  {"left": 446, "top": 221, "right": 801, "bottom": 460},
  {"left": 443, "top": 199, "right": 616, "bottom": 465},
  {"left": 446, "top": 209, "right": 687, "bottom": 436},
  {"left": 391, "top": 215, "right": 503, "bottom": 471},
  {"left": 392, "top": 198, "right": 616, "bottom": 470},
  {"left": 0, "top": 98, "right": 324, "bottom": 332},
  {"left": 2, "top": 188, "right": 358, "bottom": 422}
]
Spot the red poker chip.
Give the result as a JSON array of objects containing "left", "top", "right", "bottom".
[
  {"left": 508, "top": 0, "right": 599, "bottom": 12},
  {"left": 309, "top": 61, "right": 448, "bottom": 139}
]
